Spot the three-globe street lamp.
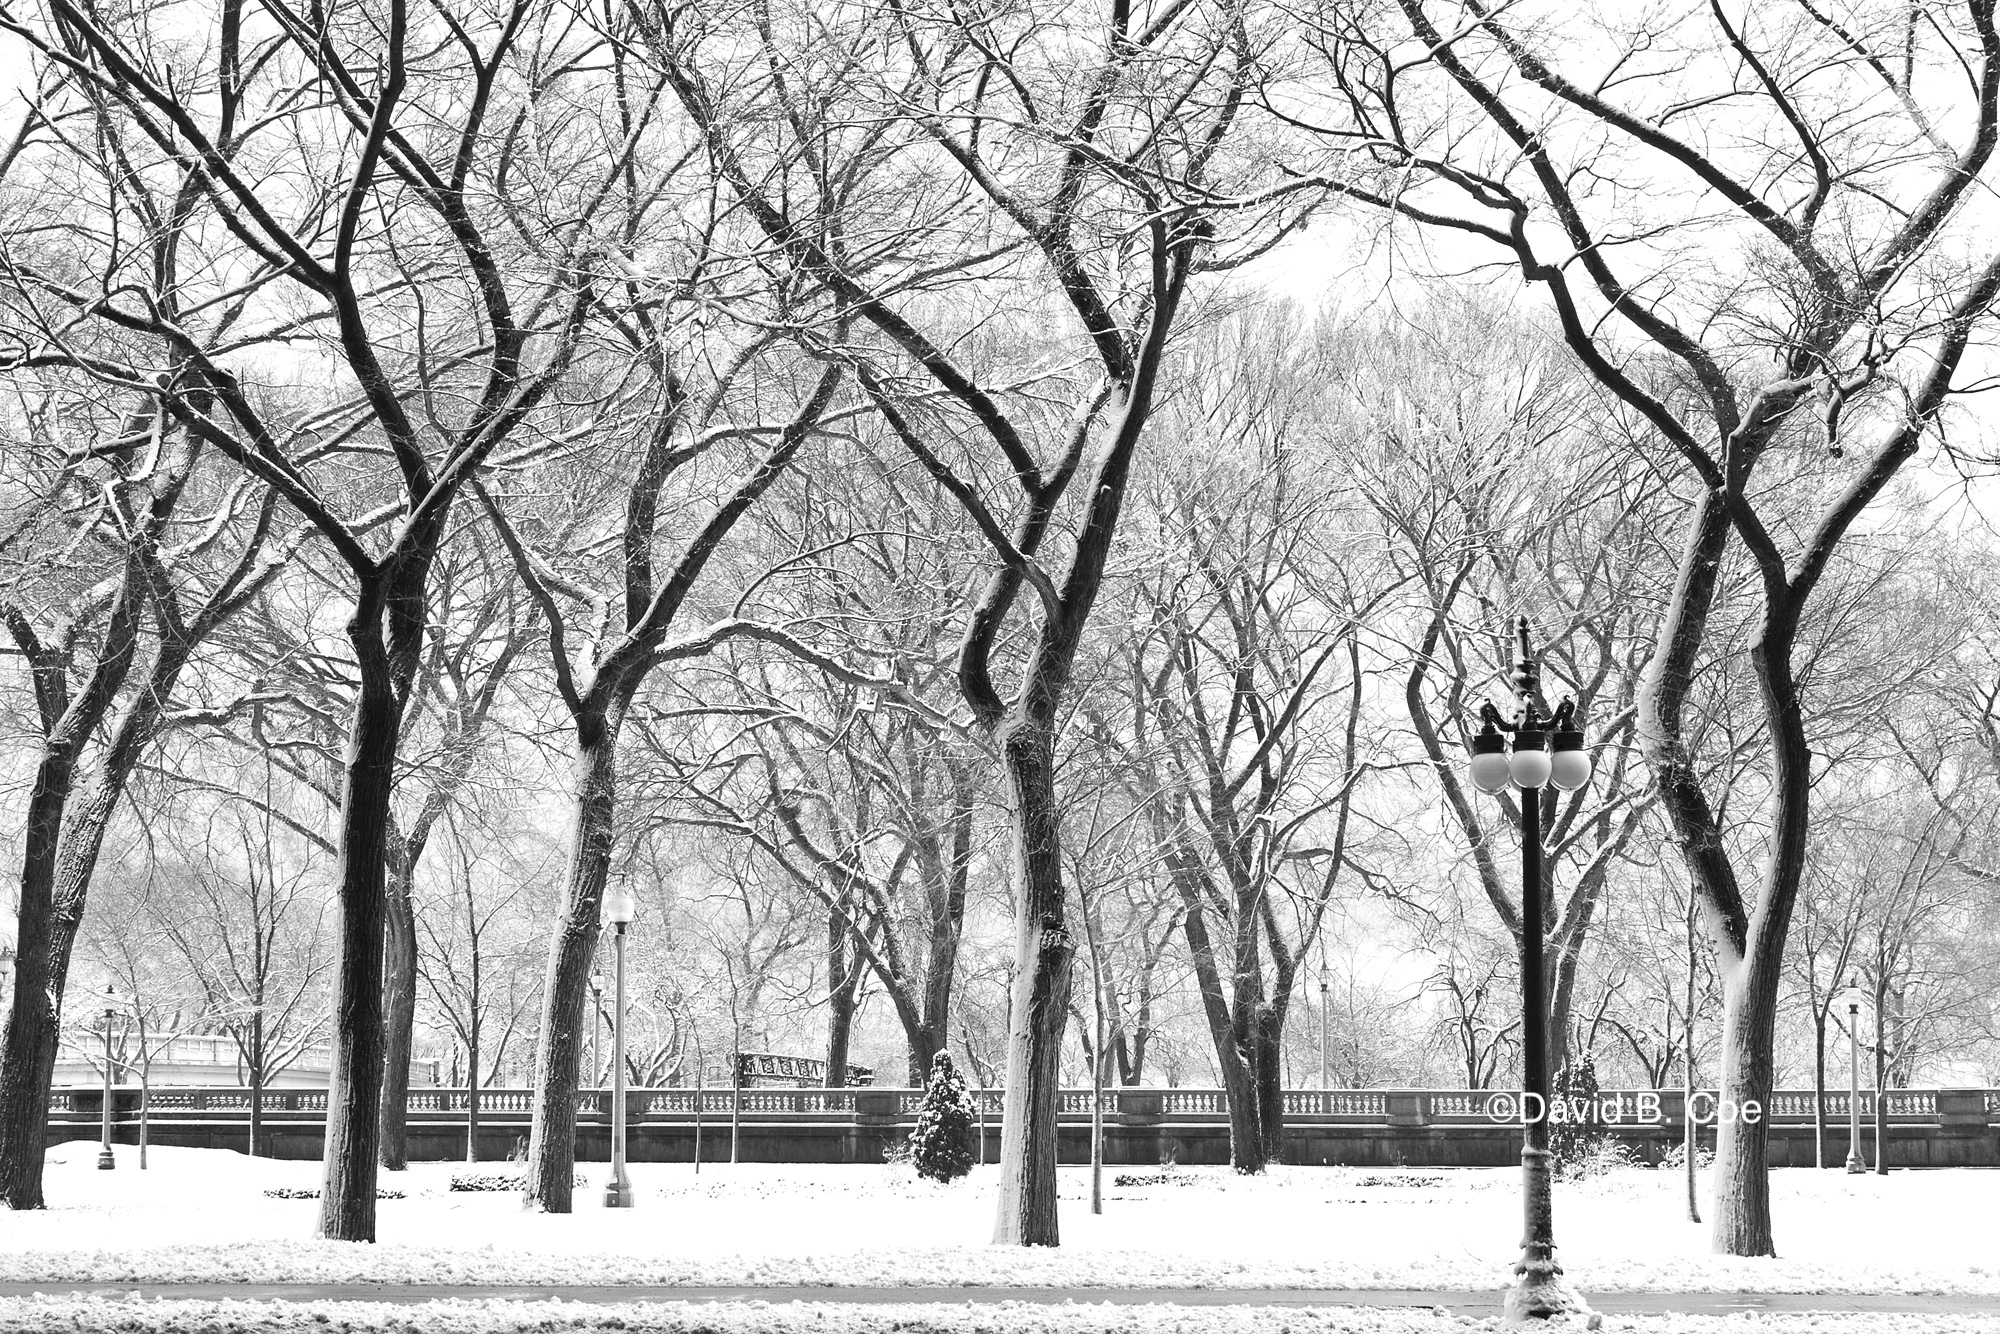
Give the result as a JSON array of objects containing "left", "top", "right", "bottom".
[
  {"left": 1465, "top": 618, "right": 1593, "bottom": 1320},
  {"left": 97, "top": 985, "right": 122, "bottom": 1171},
  {"left": 603, "top": 890, "right": 637, "bottom": 1209},
  {"left": 1839, "top": 980, "right": 1869, "bottom": 1174}
]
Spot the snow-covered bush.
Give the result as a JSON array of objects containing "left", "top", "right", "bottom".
[
  {"left": 1554, "top": 1136, "right": 1638, "bottom": 1181},
  {"left": 908, "top": 1051, "right": 976, "bottom": 1183},
  {"left": 262, "top": 1186, "right": 404, "bottom": 1200},
  {"left": 449, "top": 1170, "right": 586, "bottom": 1192},
  {"left": 1661, "top": 1140, "right": 1716, "bottom": 1173}
]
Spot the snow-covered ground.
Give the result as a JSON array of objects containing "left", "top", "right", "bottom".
[
  {"left": 7, "top": 1142, "right": 1997, "bottom": 1298},
  {"left": 0, "top": 1299, "right": 1995, "bottom": 1334}
]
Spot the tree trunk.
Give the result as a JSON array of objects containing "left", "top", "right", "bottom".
[
  {"left": 990, "top": 722, "right": 1072, "bottom": 1246},
  {"left": 377, "top": 845, "right": 420, "bottom": 1170},
  {"left": 467, "top": 1019, "right": 481, "bottom": 1164},
  {"left": 524, "top": 703, "right": 622, "bottom": 1212},
  {"left": 1813, "top": 1014, "right": 1828, "bottom": 1169},
  {"left": 1178, "top": 887, "right": 1264, "bottom": 1171},
  {"left": 825, "top": 906, "right": 860, "bottom": 1086},
  {"left": 249, "top": 1007, "right": 265, "bottom": 1158},
  {"left": 1252, "top": 1006, "right": 1286, "bottom": 1167},
  {"left": 1873, "top": 992, "right": 1888, "bottom": 1176},
  {"left": 0, "top": 764, "right": 78, "bottom": 1210},
  {"left": 316, "top": 631, "right": 400, "bottom": 1242},
  {"left": 1708, "top": 952, "right": 1779, "bottom": 1256}
]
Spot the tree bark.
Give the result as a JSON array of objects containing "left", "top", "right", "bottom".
[
  {"left": 0, "top": 769, "right": 76, "bottom": 1210},
  {"left": 991, "top": 722, "right": 1073, "bottom": 1246},
  {"left": 1176, "top": 869, "right": 1265, "bottom": 1171},
  {"left": 1813, "top": 1015, "right": 1828, "bottom": 1169},
  {"left": 524, "top": 702, "right": 623, "bottom": 1212},
  {"left": 825, "top": 902, "right": 863, "bottom": 1085},
  {"left": 315, "top": 620, "right": 400, "bottom": 1242},
  {"left": 377, "top": 841, "right": 420, "bottom": 1170}
]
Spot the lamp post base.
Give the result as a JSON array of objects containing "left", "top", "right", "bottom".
[
  {"left": 1505, "top": 1257, "right": 1594, "bottom": 1325},
  {"left": 96, "top": 1149, "right": 114, "bottom": 1171},
  {"left": 1844, "top": 1152, "right": 1866, "bottom": 1174},
  {"left": 603, "top": 1171, "right": 634, "bottom": 1209}
]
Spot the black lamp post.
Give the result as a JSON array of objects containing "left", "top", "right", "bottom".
[
  {"left": 1465, "top": 617, "right": 1593, "bottom": 1321},
  {"left": 603, "top": 890, "right": 636, "bottom": 1209},
  {"left": 1839, "top": 980, "right": 1868, "bottom": 1174},
  {"left": 97, "top": 985, "right": 121, "bottom": 1171}
]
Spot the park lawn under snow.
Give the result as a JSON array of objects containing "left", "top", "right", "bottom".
[
  {"left": 2, "top": 1298, "right": 1999, "bottom": 1334},
  {"left": 5, "top": 1142, "right": 1997, "bottom": 1296}
]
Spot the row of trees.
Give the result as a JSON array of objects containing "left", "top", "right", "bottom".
[{"left": 4, "top": 0, "right": 2000, "bottom": 1258}]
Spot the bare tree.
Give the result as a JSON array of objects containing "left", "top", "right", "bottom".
[
  {"left": 643, "top": 0, "right": 1303, "bottom": 1244},
  {"left": 1302, "top": 0, "right": 2000, "bottom": 1254}
]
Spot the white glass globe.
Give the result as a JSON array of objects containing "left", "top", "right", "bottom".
[
  {"left": 1469, "top": 751, "right": 1513, "bottom": 793},
  {"left": 1549, "top": 748, "right": 1592, "bottom": 791},
  {"left": 1509, "top": 747, "right": 1551, "bottom": 789},
  {"left": 604, "top": 891, "right": 638, "bottom": 926}
]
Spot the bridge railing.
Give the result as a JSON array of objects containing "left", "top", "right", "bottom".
[{"left": 47, "top": 1085, "right": 1984, "bottom": 1126}]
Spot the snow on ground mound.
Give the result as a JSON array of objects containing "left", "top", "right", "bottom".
[
  {"left": 9, "top": 1150, "right": 1998, "bottom": 1295},
  {"left": 0, "top": 1298, "right": 1996, "bottom": 1334}
]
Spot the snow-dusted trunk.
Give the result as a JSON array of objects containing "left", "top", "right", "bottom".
[
  {"left": 377, "top": 846, "right": 420, "bottom": 1170},
  {"left": 824, "top": 906, "right": 863, "bottom": 1085},
  {"left": 1709, "top": 955, "right": 1778, "bottom": 1254},
  {"left": 524, "top": 699, "right": 624, "bottom": 1212},
  {"left": 991, "top": 722, "right": 1072, "bottom": 1246},
  {"left": 1178, "top": 892, "right": 1264, "bottom": 1171},
  {"left": 317, "top": 630, "right": 401, "bottom": 1242}
]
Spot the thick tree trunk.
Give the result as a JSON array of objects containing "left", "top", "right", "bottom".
[
  {"left": 377, "top": 846, "right": 420, "bottom": 1170},
  {"left": 1177, "top": 885, "right": 1264, "bottom": 1171},
  {"left": 1252, "top": 1007, "right": 1286, "bottom": 1167},
  {"left": 0, "top": 763, "right": 77, "bottom": 1210},
  {"left": 316, "top": 636, "right": 400, "bottom": 1242},
  {"left": 524, "top": 704, "right": 622, "bottom": 1212},
  {"left": 825, "top": 908, "right": 862, "bottom": 1086},
  {"left": 1709, "top": 955, "right": 1778, "bottom": 1255},
  {"left": 991, "top": 722, "right": 1072, "bottom": 1246}
]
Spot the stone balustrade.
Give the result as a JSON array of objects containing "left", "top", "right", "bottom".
[{"left": 49, "top": 1085, "right": 1996, "bottom": 1168}]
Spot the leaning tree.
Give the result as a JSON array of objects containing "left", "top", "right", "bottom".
[{"left": 1301, "top": 0, "right": 2000, "bottom": 1254}]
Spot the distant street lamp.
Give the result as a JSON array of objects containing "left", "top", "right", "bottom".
[
  {"left": 1840, "top": 980, "right": 1868, "bottom": 1174},
  {"left": 589, "top": 972, "right": 607, "bottom": 1085},
  {"left": 1318, "top": 974, "right": 1331, "bottom": 1092},
  {"left": 603, "top": 890, "right": 637, "bottom": 1209},
  {"left": 1464, "top": 617, "right": 1593, "bottom": 1320},
  {"left": 97, "top": 985, "right": 122, "bottom": 1171}
]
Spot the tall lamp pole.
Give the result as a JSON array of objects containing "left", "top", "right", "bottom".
[
  {"left": 589, "top": 973, "right": 606, "bottom": 1087},
  {"left": 1465, "top": 617, "right": 1593, "bottom": 1321},
  {"left": 1318, "top": 974, "right": 1331, "bottom": 1092},
  {"left": 97, "top": 985, "right": 121, "bottom": 1171},
  {"left": 603, "top": 891, "right": 637, "bottom": 1208},
  {"left": 1840, "top": 980, "right": 1867, "bottom": 1174}
]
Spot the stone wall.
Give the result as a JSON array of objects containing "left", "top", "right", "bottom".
[{"left": 52, "top": 1086, "right": 1998, "bottom": 1169}]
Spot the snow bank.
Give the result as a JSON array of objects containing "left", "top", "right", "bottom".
[
  {"left": 15, "top": 1149, "right": 1998, "bottom": 1296},
  {"left": 0, "top": 1297, "right": 1997, "bottom": 1334}
]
